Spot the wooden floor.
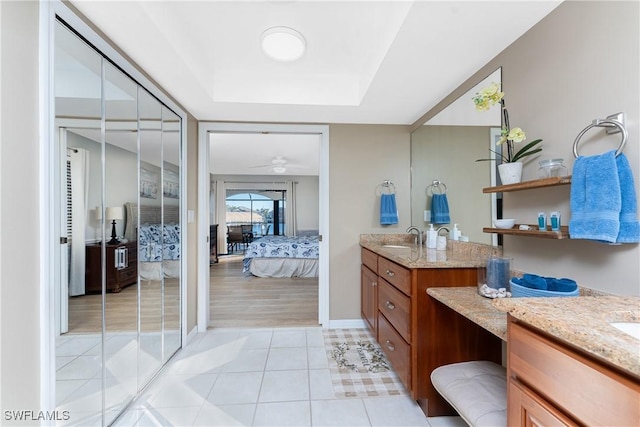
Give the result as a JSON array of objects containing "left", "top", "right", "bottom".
[
  {"left": 68, "top": 278, "right": 180, "bottom": 334},
  {"left": 210, "top": 257, "right": 319, "bottom": 328}
]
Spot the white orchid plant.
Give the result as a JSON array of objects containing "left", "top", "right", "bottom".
[{"left": 472, "top": 82, "right": 542, "bottom": 163}]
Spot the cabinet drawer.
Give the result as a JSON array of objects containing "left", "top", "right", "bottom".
[
  {"left": 361, "top": 248, "right": 378, "bottom": 272},
  {"left": 377, "top": 257, "right": 411, "bottom": 296},
  {"left": 378, "top": 279, "right": 411, "bottom": 343},
  {"left": 378, "top": 313, "right": 411, "bottom": 391},
  {"left": 509, "top": 320, "right": 640, "bottom": 427}
]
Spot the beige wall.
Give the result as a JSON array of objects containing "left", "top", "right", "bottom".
[
  {"left": 329, "top": 124, "right": 411, "bottom": 320},
  {"left": 1, "top": 0, "right": 42, "bottom": 417},
  {"left": 499, "top": 0, "right": 639, "bottom": 296},
  {"left": 416, "top": 1, "right": 639, "bottom": 296}
]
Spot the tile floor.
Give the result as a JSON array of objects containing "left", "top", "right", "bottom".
[{"left": 108, "top": 327, "right": 466, "bottom": 427}]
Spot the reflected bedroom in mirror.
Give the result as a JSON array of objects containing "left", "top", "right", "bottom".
[{"left": 411, "top": 68, "right": 503, "bottom": 246}]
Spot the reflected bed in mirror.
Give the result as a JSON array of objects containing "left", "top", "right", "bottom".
[{"left": 411, "top": 68, "right": 502, "bottom": 245}]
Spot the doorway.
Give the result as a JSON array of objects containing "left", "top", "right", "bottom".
[{"left": 197, "top": 123, "right": 330, "bottom": 331}]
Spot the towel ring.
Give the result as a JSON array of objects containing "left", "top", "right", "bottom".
[
  {"left": 427, "top": 180, "right": 447, "bottom": 195},
  {"left": 376, "top": 180, "right": 396, "bottom": 195},
  {"left": 573, "top": 118, "right": 628, "bottom": 158}
]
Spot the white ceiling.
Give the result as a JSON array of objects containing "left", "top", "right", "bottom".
[{"left": 69, "top": 0, "right": 563, "bottom": 125}]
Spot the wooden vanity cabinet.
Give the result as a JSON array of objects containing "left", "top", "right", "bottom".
[
  {"left": 361, "top": 247, "right": 501, "bottom": 416},
  {"left": 507, "top": 316, "right": 640, "bottom": 426}
]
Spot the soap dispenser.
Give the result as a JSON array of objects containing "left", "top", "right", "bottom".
[
  {"left": 426, "top": 224, "right": 437, "bottom": 248},
  {"left": 452, "top": 224, "right": 461, "bottom": 241}
]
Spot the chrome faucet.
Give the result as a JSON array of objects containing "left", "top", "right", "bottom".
[
  {"left": 406, "top": 226, "right": 422, "bottom": 246},
  {"left": 436, "top": 226, "right": 450, "bottom": 236}
]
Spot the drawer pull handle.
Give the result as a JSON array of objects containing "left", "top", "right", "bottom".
[
  {"left": 385, "top": 300, "right": 395, "bottom": 310},
  {"left": 385, "top": 340, "right": 395, "bottom": 351},
  {"left": 385, "top": 269, "right": 395, "bottom": 277}
]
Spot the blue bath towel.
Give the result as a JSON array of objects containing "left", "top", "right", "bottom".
[
  {"left": 569, "top": 150, "right": 621, "bottom": 243},
  {"left": 615, "top": 153, "right": 640, "bottom": 243},
  {"left": 380, "top": 193, "right": 399, "bottom": 225},
  {"left": 430, "top": 193, "right": 450, "bottom": 224}
]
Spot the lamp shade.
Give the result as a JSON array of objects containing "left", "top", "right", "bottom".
[
  {"left": 94, "top": 206, "right": 102, "bottom": 221},
  {"left": 106, "top": 206, "right": 123, "bottom": 221}
]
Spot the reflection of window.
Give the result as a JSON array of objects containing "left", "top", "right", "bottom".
[{"left": 226, "top": 190, "right": 286, "bottom": 235}]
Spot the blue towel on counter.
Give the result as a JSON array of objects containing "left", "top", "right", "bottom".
[
  {"left": 569, "top": 150, "right": 621, "bottom": 243},
  {"left": 615, "top": 153, "right": 640, "bottom": 243},
  {"left": 512, "top": 275, "right": 577, "bottom": 292},
  {"left": 380, "top": 193, "right": 399, "bottom": 225},
  {"left": 430, "top": 193, "right": 450, "bottom": 224}
]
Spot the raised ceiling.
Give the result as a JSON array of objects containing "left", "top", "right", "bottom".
[{"left": 69, "top": 0, "right": 562, "bottom": 125}]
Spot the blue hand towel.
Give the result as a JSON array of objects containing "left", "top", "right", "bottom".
[
  {"left": 546, "top": 278, "right": 578, "bottom": 293},
  {"left": 430, "top": 193, "right": 450, "bottom": 224},
  {"left": 380, "top": 193, "right": 399, "bottom": 225},
  {"left": 615, "top": 153, "right": 640, "bottom": 243},
  {"left": 522, "top": 273, "right": 548, "bottom": 290},
  {"left": 569, "top": 150, "right": 621, "bottom": 243}
]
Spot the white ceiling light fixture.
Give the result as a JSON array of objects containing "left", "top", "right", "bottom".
[
  {"left": 261, "top": 26, "right": 306, "bottom": 62},
  {"left": 271, "top": 156, "right": 287, "bottom": 173}
]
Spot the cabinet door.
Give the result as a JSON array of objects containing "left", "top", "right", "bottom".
[
  {"left": 361, "top": 265, "right": 378, "bottom": 334},
  {"left": 509, "top": 379, "right": 578, "bottom": 427}
]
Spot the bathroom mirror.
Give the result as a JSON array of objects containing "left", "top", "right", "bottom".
[{"left": 410, "top": 68, "right": 502, "bottom": 245}]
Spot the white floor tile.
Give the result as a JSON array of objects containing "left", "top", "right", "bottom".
[
  {"left": 270, "top": 329, "right": 307, "bottom": 348},
  {"left": 306, "top": 327, "right": 326, "bottom": 347},
  {"left": 426, "top": 415, "right": 468, "bottom": 427},
  {"left": 308, "top": 369, "right": 335, "bottom": 400},
  {"left": 253, "top": 401, "right": 311, "bottom": 426},
  {"left": 307, "top": 346, "right": 330, "bottom": 369},
  {"left": 55, "top": 336, "right": 101, "bottom": 357},
  {"left": 310, "top": 399, "right": 371, "bottom": 427},
  {"left": 259, "top": 370, "right": 309, "bottom": 402},
  {"left": 149, "top": 374, "right": 217, "bottom": 408},
  {"left": 221, "top": 348, "right": 269, "bottom": 373},
  {"left": 265, "top": 347, "right": 308, "bottom": 370},
  {"left": 235, "top": 329, "right": 274, "bottom": 349},
  {"left": 134, "top": 406, "right": 201, "bottom": 426},
  {"left": 207, "top": 371, "right": 263, "bottom": 405},
  {"left": 193, "top": 402, "right": 255, "bottom": 426},
  {"left": 363, "top": 396, "right": 431, "bottom": 426}
]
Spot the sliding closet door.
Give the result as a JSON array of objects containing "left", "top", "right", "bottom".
[
  {"left": 138, "top": 89, "right": 164, "bottom": 386},
  {"left": 53, "top": 20, "right": 104, "bottom": 423},
  {"left": 162, "top": 106, "right": 182, "bottom": 360},
  {"left": 103, "top": 61, "right": 139, "bottom": 423}
]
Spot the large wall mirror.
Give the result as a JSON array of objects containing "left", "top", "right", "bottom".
[
  {"left": 53, "top": 17, "right": 183, "bottom": 425},
  {"left": 411, "top": 68, "right": 502, "bottom": 245}
]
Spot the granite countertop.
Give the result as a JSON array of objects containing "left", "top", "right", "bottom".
[
  {"left": 360, "top": 234, "right": 501, "bottom": 269},
  {"left": 427, "top": 287, "right": 508, "bottom": 340},
  {"left": 493, "top": 296, "right": 640, "bottom": 379}
]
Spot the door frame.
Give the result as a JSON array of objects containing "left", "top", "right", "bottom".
[{"left": 197, "top": 122, "right": 330, "bottom": 331}]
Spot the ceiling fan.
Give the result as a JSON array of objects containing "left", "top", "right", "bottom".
[{"left": 249, "top": 156, "right": 308, "bottom": 174}]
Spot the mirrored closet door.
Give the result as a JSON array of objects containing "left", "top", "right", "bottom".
[{"left": 53, "top": 17, "right": 183, "bottom": 426}]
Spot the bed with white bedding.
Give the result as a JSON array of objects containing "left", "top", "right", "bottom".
[
  {"left": 124, "top": 202, "right": 181, "bottom": 281},
  {"left": 243, "top": 235, "right": 319, "bottom": 278}
]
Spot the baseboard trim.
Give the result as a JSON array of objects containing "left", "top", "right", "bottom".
[
  {"left": 327, "top": 319, "right": 367, "bottom": 329},
  {"left": 185, "top": 325, "right": 199, "bottom": 345}
]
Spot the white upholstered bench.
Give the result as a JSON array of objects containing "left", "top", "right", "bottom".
[{"left": 430, "top": 361, "right": 507, "bottom": 427}]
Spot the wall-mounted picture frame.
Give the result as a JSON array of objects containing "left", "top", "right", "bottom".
[
  {"left": 163, "top": 169, "right": 179, "bottom": 199},
  {"left": 140, "top": 167, "right": 158, "bottom": 199}
]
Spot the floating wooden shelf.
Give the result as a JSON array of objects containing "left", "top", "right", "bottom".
[
  {"left": 483, "top": 224, "right": 570, "bottom": 239},
  {"left": 483, "top": 176, "right": 572, "bottom": 194}
]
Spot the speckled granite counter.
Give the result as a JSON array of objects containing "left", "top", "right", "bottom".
[
  {"left": 493, "top": 296, "right": 640, "bottom": 378},
  {"left": 428, "top": 287, "right": 639, "bottom": 378},
  {"left": 427, "top": 287, "right": 508, "bottom": 340},
  {"left": 360, "top": 234, "right": 501, "bottom": 269}
]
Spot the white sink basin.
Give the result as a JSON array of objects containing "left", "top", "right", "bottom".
[
  {"left": 382, "top": 245, "right": 410, "bottom": 249},
  {"left": 610, "top": 322, "right": 640, "bottom": 340}
]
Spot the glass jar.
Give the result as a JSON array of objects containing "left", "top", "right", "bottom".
[{"left": 537, "top": 158, "right": 568, "bottom": 179}]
